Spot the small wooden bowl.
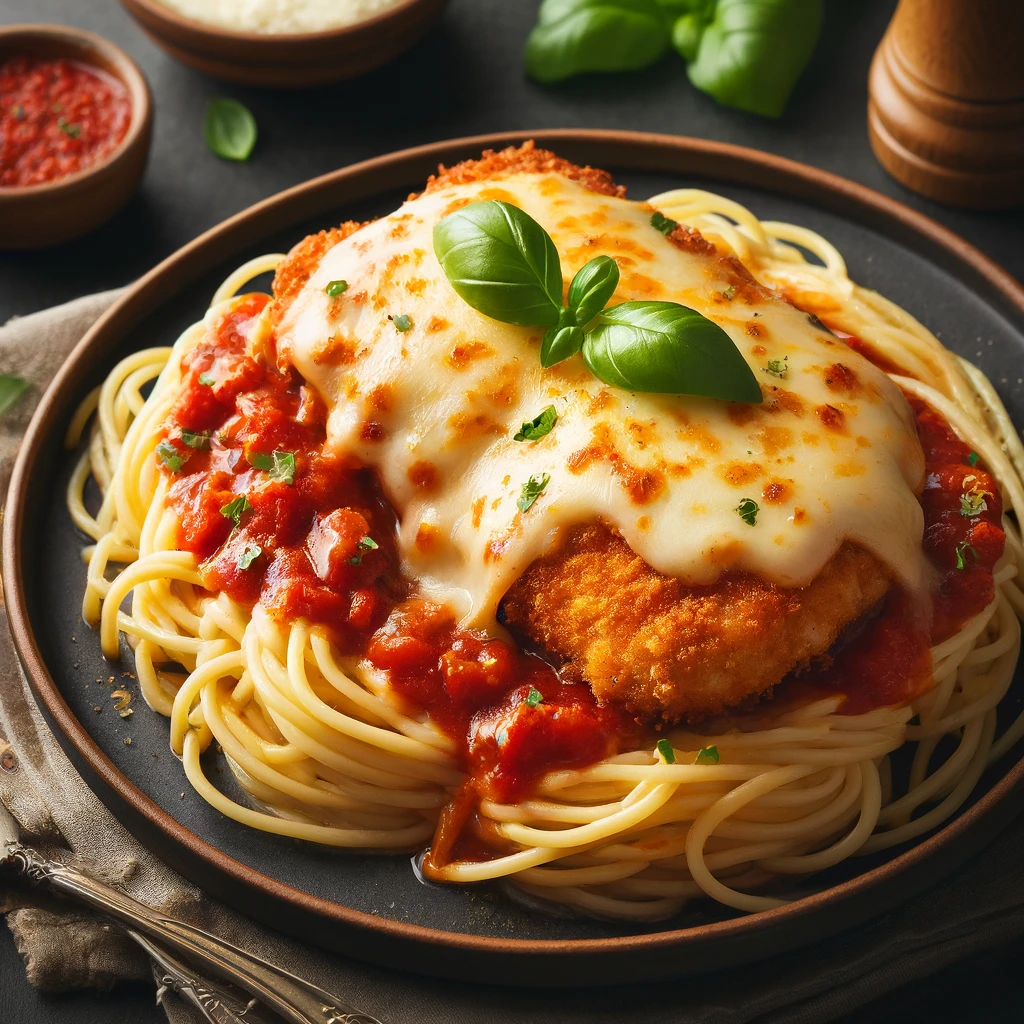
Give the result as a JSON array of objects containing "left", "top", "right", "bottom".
[
  {"left": 0, "top": 25, "right": 153, "bottom": 251},
  {"left": 119, "top": 0, "right": 449, "bottom": 88}
]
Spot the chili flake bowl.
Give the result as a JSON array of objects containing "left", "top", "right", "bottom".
[{"left": 0, "top": 24, "right": 152, "bottom": 251}]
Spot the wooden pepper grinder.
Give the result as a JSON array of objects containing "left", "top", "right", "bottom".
[{"left": 868, "top": 0, "right": 1024, "bottom": 209}]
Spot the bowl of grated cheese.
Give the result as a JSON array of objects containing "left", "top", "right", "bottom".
[{"left": 119, "top": 0, "right": 448, "bottom": 87}]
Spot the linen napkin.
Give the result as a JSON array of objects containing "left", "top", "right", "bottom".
[{"left": 2, "top": 292, "right": 1024, "bottom": 1024}]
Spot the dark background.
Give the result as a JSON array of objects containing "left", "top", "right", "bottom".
[{"left": 1, "top": 0, "right": 1023, "bottom": 1020}]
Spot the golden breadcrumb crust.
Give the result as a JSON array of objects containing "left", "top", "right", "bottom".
[{"left": 501, "top": 525, "right": 891, "bottom": 723}]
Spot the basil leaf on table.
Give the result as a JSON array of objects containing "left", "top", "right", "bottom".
[
  {"left": 525, "top": 0, "right": 672, "bottom": 84},
  {"left": 433, "top": 201, "right": 563, "bottom": 326},
  {"left": 204, "top": 98, "right": 258, "bottom": 162},
  {"left": 583, "top": 301, "right": 762, "bottom": 402},
  {"left": 0, "top": 374, "right": 30, "bottom": 417},
  {"left": 682, "top": 0, "right": 823, "bottom": 118},
  {"left": 567, "top": 255, "right": 620, "bottom": 326}
]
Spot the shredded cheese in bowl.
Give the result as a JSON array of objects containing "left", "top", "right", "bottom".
[{"left": 155, "top": 0, "right": 410, "bottom": 34}]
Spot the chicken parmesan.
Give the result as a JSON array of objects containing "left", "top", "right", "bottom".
[{"left": 70, "top": 143, "right": 1024, "bottom": 919}]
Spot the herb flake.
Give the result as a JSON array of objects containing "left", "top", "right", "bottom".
[
  {"left": 955, "top": 540, "right": 978, "bottom": 570},
  {"left": 180, "top": 429, "right": 211, "bottom": 450},
  {"left": 237, "top": 543, "right": 261, "bottom": 570},
  {"left": 517, "top": 472, "right": 551, "bottom": 513},
  {"left": 156, "top": 440, "right": 184, "bottom": 472},
  {"left": 514, "top": 405, "right": 558, "bottom": 442},
  {"left": 392, "top": 313, "right": 413, "bottom": 332},
  {"left": 347, "top": 536, "right": 379, "bottom": 565},
  {"left": 656, "top": 738, "right": 675, "bottom": 764},
  {"left": 220, "top": 494, "right": 251, "bottom": 528},
  {"left": 695, "top": 745, "right": 720, "bottom": 765},
  {"left": 967, "top": 451, "right": 980, "bottom": 467},
  {"left": 199, "top": 372, "right": 216, "bottom": 386},
  {"left": 247, "top": 450, "right": 296, "bottom": 485},
  {"left": 325, "top": 279, "right": 349, "bottom": 298},
  {"left": 959, "top": 489, "right": 988, "bottom": 518},
  {"left": 524, "top": 686, "right": 544, "bottom": 708},
  {"left": 735, "top": 497, "right": 759, "bottom": 526},
  {"left": 57, "top": 117, "right": 81, "bottom": 138},
  {"left": 764, "top": 357, "right": 787, "bottom": 379},
  {"left": 650, "top": 211, "right": 678, "bottom": 236}
]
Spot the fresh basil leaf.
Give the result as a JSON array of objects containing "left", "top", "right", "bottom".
[
  {"left": 514, "top": 406, "right": 559, "bottom": 442},
  {"left": 433, "top": 201, "right": 563, "bottom": 327},
  {"left": 695, "top": 744, "right": 720, "bottom": 765},
  {"left": 684, "top": 0, "right": 823, "bottom": 118},
  {"left": 582, "top": 301, "right": 762, "bottom": 402},
  {"left": 247, "top": 450, "right": 296, "bottom": 484},
  {"left": 156, "top": 440, "right": 185, "bottom": 472},
  {"left": 656, "top": 738, "right": 676, "bottom": 763},
  {"left": 220, "top": 494, "right": 251, "bottom": 528},
  {"left": 525, "top": 0, "right": 672, "bottom": 84},
  {"left": 541, "top": 323, "right": 585, "bottom": 368},
  {"left": 204, "top": 98, "right": 257, "bottom": 162},
  {"left": 650, "top": 210, "right": 678, "bottom": 236},
  {"left": 247, "top": 451, "right": 274, "bottom": 472},
  {"left": 0, "top": 374, "right": 30, "bottom": 417},
  {"left": 567, "top": 255, "right": 619, "bottom": 326},
  {"left": 180, "top": 429, "right": 211, "bottom": 450}
]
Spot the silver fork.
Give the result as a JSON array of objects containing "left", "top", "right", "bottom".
[{"left": 1, "top": 804, "right": 383, "bottom": 1024}]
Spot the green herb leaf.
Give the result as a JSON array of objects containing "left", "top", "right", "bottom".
[
  {"left": 764, "top": 357, "right": 787, "bottom": 379},
  {"left": 204, "top": 98, "right": 257, "bottom": 162},
  {"left": 650, "top": 210, "right": 678, "bottom": 236},
  {"left": 514, "top": 405, "right": 559, "bottom": 442},
  {"left": 671, "top": 11, "right": 703, "bottom": 62},
  {"left": 347, "top": 535, "right": 379, "bottom": 565},
  {"left": 247, "top": 450, "right": 296, "bottom": 485},
  {"left": 524, "top": 686, "right": 544, "bottom": 708},
  {"left": 199, "top": 372, "right": 216, "bottom": 386},
  {"left": 959, "top": 488, "right": 988, "bottom": 518},
  {"left": 540, "top": 321, "right": 585, "bottom": 368},
  {"left": 325, "top": 279, "right": 349, "bottom": 297},
  {"left": 156, "top": 440, "right": 185, "bottom": 472},
  {"left": 237, "top": 543, "right": 262, "bottom": 570},
  {"left": 57, "top": 117, "right": 81, "bottom": 138},
  {"left": 656, "top": 738, "right": 676, "bottom": 763},
  {"left": 567, "top": 255, "right": 620, "bottom": 326},
  {"left": 220, "top": 494, "right": 251, "bottom": 528},
  {"left": 955, "top": 541, "right": 978, "bottom": 570},
  {"left": 524, "top": 0, "right": 672, "bottom": 84},
  {"left": 735, "top": 497, "right": 759, "bottom": 526},
  {"left": 517, "top": 472, "right": 551, "bottom": 513},
  {"left": 683, "top": 0, "right": 824, "bottom": 119},
  {"left": 180, "top": 430, "right": 211, "bottom": 450},
  {"left": 392, "top": 314, "right": 413, "bottom": 332},
  {"left": 433, "top": 200, "right": 563, "bottom": 327},
  {"left": 582, "top": 300, "right": 762, "bottom": 402},
  {"left": 695, "top": 744, "right": 720, "bottom": 765},
  {"left": 0, "top": 374, "right": 30, "bottom": 417},
  {"left": 967, "top": 451, "right": 980, "bottom": 467}
]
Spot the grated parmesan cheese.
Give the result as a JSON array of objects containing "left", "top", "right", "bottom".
[{"left": 156, "top": 0, "right": 409, "bottom": 34}]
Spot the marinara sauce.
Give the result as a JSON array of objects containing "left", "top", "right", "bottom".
[
  {"left": 160, "top": 295, "right": 639, "bottom": 825},
  {"left": 0, "top": 56, "right": 131, "bottom": 188}
]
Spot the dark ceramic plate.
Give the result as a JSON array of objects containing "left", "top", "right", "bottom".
[{"left": 6, "top": 131, "right": 1024, "bottom": 987}]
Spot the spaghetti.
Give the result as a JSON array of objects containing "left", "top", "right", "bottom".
[{"left": 67, "top": 182, "right": 1024, "bottom": 921}]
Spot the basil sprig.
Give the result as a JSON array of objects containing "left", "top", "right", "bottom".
[
  {"left": 433, "top": 200, "right": 760, "bottom": 404},
  {"left": 524, "top": 0, "right": 823, "bottom": 119}
]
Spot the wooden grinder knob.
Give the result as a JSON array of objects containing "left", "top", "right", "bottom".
[{"left": 868, "top": 0, "right": 1024, "bottom": 209}]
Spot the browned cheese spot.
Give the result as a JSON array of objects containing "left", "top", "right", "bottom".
[
  {"left": 408, "top": 460, "right": 440, "bottom": 492},
  {"left": 360, "top": 420, "right": 387, "bottom": 443},
  {"left": 751, "top": 343, "right": 767, "bottom": 356},
  {"left": 427, "top": 315, "right": 449, "bottom": 333},
  {"left": 823, "top": 362, "right": 859, "bottom": 394},
  {"left": 587, "top": 388, "right": 615, "bottom": 415},
  {"left": 757, "top": 425, "right": 794, "bottom": 456},
  {"left": 471, "top": 497, "right": 485, "bottom": 529},
  {"left": 405, "top": 278, "right": 427, "bottom": 296},
  {"left": 567, "top": 424, "right": 666, "bottom": 505},
  {"left": 447, "top": 411, "right": 506, "bottom": 443},
  {"left": 816, "top": 404, "right": 848, "bottom": 433},
  {"left": 625, "top": 418, "right": 659, "bottom": 449},
  {"left": 415, "top": 522, "right": 442, "bottom": 553},
  {"left": 719, "top": 461, "right": 764, "bottom": 487},
  {"left": 792, "top": 507, "right": 808, "bottom": 524},
  {"left": 762, "top": 479, "right": 791, "bottom": 504},
  {"left": 446, "top": 340, "right": 494, "bottom": 370},
  {"left": 746, "top": 321, "right": 763, "bottom": 338}
]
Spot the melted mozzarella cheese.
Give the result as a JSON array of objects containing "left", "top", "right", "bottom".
[{"left": 277, "top": 173, "right": 927, "bottom": 627}]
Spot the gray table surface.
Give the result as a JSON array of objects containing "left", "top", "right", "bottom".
[{"left": 2, "top": 0, "right": 1023, "bottom": 1020}]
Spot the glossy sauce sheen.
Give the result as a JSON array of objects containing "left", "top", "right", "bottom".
[
  {"left": 276, "top": 173, "right": 929, "bottom": 629},
  {"left": 0, "top": 56, "right": 131, "bottom": 188}
]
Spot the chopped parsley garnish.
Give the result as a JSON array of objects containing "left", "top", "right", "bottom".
[
  {"left": 955, "top": 540, "right": 978, "bottom": 570},
  {"left": 695, "top": 745, "right": 720, "bottom": 765},
  {"left": 735, "top": 497, "right": 759, "bottom": 526},
  {"left": 392, "top": 314, "right": 413, "bottom": 332},
  {"left": 180, "top": 429, "right": 211, "bottom": 450},
  {"left": 514, "top": 405, "right": 558, "bottom": 442},
  {"left": 156, "top": 440, "right": 184, "bottom": 472},
  {"left": 57, "top": 118, "right": 81, "bottom": 138},
  {"left": 959, "top": 486, "right": 988, "bottom": 518},
  {"left": 656, "top": 738, "right": 675, "bottom": 764},
  {"left": 237, "top": 543, "right": 261, "bottom": 570},
  {"left": 347, "top": 535, "right": 379, "bottom": 565},
  {"left": 722, "top": 285, "right": 736, "bottom": 299},
  {"left": 967, "top": 451, "right": 980, "bottom": 467},
  {"left": 325, "top": 279, "right": 349, "bottom": 297},
  {"left": 524, "top": 686, "right": 544, "bottom": 708},
  {"left": 219, "top": 494, "right": 251, "bottom": 528},
  {"left": 199, "top": 372, "right": 216, "bottom": 386},
  {"left": 517, "top": 472, "right": 551, "bottom": 513},
  {"left": 650, "top": 211, "right": 678, "bottom": 236},
  {"left": 764, "top": 357, "right": 788, "bottom": 379},
  {"left": 247, "top": 450, "right": 296, "bottom": 485}
]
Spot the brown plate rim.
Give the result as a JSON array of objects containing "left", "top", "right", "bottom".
[{"left": 5, "top": 128, "right": 1024, "bottom": 967}]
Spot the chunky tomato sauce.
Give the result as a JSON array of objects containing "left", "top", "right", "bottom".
[
  {"left": 159, "top": 295, "right": 1004, "bottom": 861},
  {"left": 161, "top": 295, "right": 637, "bottom": 814},
  {"left": 0, "top": 56, "right": 131, "bottom": 188}
]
